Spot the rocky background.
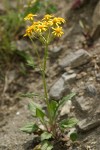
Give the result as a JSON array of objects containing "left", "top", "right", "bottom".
[{"left": 0, "top": 0, "right": 100, "bottom": 150}]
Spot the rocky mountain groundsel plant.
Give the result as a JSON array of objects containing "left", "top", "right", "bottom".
[{"left": 21, "top": 14, "right": 77, "bottom": 150}]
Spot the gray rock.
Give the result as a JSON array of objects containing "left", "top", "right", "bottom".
[
  {"left": 49, "top": 77, "right": 70, "bottom": 100},
  {"left": 60, "top": 100, "right": 72, "bottom": 116},
  {"left": 62, "top": 73, "right": 76, "bottom": 84},
  {"left": 95, "top": 105, "right": 100, "bottom": 117},
  {"left": 11, "top": 40, "right": 31, "bottom": 51},
  {"left": 77, "top": 118, "right": 100, "bottom": 132},
  {"left": 7, "top": 70, "right": 17, "bottom": 84},
  {"left": 96, "top": 73, "right": 100, "bottom": 82},
  {"left": 85, "top": 84, "right": 97, "bottom": 97},
  {"left": 64, "top": 67, "right": 75, "bottom": 74},
  {"left": 75, "top": 96, "right": 91, "bottom": 113},
  {"left": 17, "top": 40, "right": 32, "bottom": 51},
  {"left": 49, "top": 46, "right": 63, "bottom": 58},
  {"left": 59, "top": 49, "right": 91, "bottom": 69}
]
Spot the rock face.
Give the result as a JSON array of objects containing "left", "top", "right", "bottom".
[
  {"left": 62, "top": 73, "right": 77, "bottom": 84},
  {"left": 49, "top": 73, "right": 76, "bottom": 100},
  {"left": 49, "top": 46, "right": 63, "bottom": 58},
  {"left": 77, "top": 118, "right": 100, "bottom": 132},
  {"left": 75, "top": 96, "right": 91, "bottom": 113},
  {"left": 85, "top": 84, "right": 97, "bottom": 97},
  {"left": 14, "top": 40, "right": 31, "bottom": 51},
  {"left": 59, "top": 49, "right": 91, "bottom": 69},
  {"left": 49, "top": 77, "right": 70, "bottom": 100},
  {"left": 60, "top": 100, "right": 72, "bottom": 116}
]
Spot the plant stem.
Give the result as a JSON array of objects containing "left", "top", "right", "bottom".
[
  {"left": 42, "top": 43, "right": 49, "bottom": 105},
  {"left": 41, "top": 43, "right": 53, "bottom": 125},
  {"left": 30, "top": 38, "right": 52, "bottom": 129}
]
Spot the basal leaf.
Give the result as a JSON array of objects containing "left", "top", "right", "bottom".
[
  {"left": 28, "top": 101, "right": 42, "bottom": 115},
  {"left": 41, "top": 141, "right": 48, "bottom": 150},
  {"left": 58, "top": 93, "right": 76, "bottom": 108},
  {"left": 54, "top": 93, "right": 76, "bottom": 119},
  {"left": 41, "top": 141, "right": 53, "bottom": 150},
  {"left": 70, "top": 132, "right": 78, "bottom": 141},
  {"left": 20, "top": 123, "right": 38, "bottom": 133},
  {"left": 41, "top": 132, "right": 52, "bottom": 141},
  {"left": 48, "top": 100, "right": 58, "bottom": 118},
  {"left": 41, "top": 140, "right": 53, "bottom": 150},
  {"left": 36, "top": 108, "right": 46, "bottom": 121},
  {"left": 59, "top": 118, "right": 78, "bottom": 129},
  {"left": 47, "top": 145, "right": 53, "bottom": 150}
]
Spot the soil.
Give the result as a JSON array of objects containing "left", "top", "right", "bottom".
[{"left": 0, "top": 0, "right": 100, "bottom": 150}]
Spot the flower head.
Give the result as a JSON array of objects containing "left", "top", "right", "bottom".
[
  {"left": 24, "top": 13, "right": 37, "bottom": 21},
  {"left": 52, "top": 26, "right": 64, "bottom": 37},
  {"left": 57, "top": 17, "right": 65, "bottom": 23},
  {"left": 43, "top": 20, "right": 53, "bottom": 27},
  {"left": 52, "top": 17, "right": 65, "bottom": 25},
  {"left": 24, "top": 14, "right": 65, "bottom": 38},
  {"left": 35, "top": 22, "right": 47, "bottom": 33},
  {"left": 24, "top": 25, "right": 34, "bottom": 37},
  {"left": 42, "top": 14, "right": 53, "bottom": 21}
]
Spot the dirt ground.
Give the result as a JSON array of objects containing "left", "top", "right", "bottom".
[{"left": 0, "top": 0, "right": 100, "bottom": 150}]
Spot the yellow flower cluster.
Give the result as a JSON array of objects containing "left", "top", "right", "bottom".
[
  {"left": 24, "top": 14, "right": 65, "bottom": 38},
  {"left": 24, "top": 14, "right": 37, "bottom": 21}
]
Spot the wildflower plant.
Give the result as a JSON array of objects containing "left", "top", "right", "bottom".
[{"left": 21, "top": 14, "right": 77, "bottom": 150}]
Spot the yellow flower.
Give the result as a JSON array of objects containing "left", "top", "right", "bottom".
[
  {"left": 57, "top": 17, "right": 65, "bottom": 23},
  {"left": 33, "top": 21, "right": 41, "bottom": 25},
  {"left": 36, "top": 22, "right": 47, "bottom": 33},
  {"left": 42, "top": 14, "right": 53, "bottom": 21},
  {"left": 52, "top": 17, "right": 65, "bottom": 25},
  {"left": 52, "top": 26, "right": 64, "bottom": 37},
  {"left": 43, "top": 20, "right": 53, "bottom": 27},
  {"left": 24, "top": 25, "right": 34, "bottom": 37},
  {"left": 24, "top": 13, "right": 37, "bottom": 21}
]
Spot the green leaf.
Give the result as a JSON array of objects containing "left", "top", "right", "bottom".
[
  {"left": 15, "top": 50, "right": 35, "bottom": 68},
  {"left": 54, "top": 93, "right": 76, "bottom": 120},
  {"left": 70, "top": 132, "right": 78, "bottom": 141},
  {"left": 58, "top": 93, "right": 76, "bottom": 108},
  {"left": 48, "top": 100, "right": 58, "bottom": 118},
  {"left": 59, "top": 118, "right": 78, "bottom": 129},
  {"left": 36, "top": 108, "right": 46, "bottom": 121},
  {"left": 41, "top": 141, "right": 53, "bottom": 150},
  {"left": 26, "top": 56, "right": 35, "bottom": 68},
  {"left": 41, "top": 141, "right": 48, "bottom": 150},
  {"left": 46, "top": 4, "right": 57, "bottom": 13},
  {"left": 20, "top": 92, "right": 43, "bottom": 98},
  {"left": 24, "top": 1, "right": 43, "bottom": 15},
  {"left": 41, "top": 132, "right": 52, "bottom": 141},
  {"left": 28, "top": 101, "right": 42, "bottom": 115},
  {"left": 47, "top": 145, "right": 53, "bottom": 150},
  {"left": 20, "top": 123, "right": 38, "bottom": 133}
]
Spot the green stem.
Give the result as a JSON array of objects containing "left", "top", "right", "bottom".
[
  {"left": 41, "top": 43, "right": 53, "bottom": 124},
  {"left": 30, "top": 37, "right": 53, "bottom": 130},
  {"left": 42, "top": 43, "right": 49, "bottom": 105},
  {"left": 43, "top": 43, "right": 48, "bottom": 72}
]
